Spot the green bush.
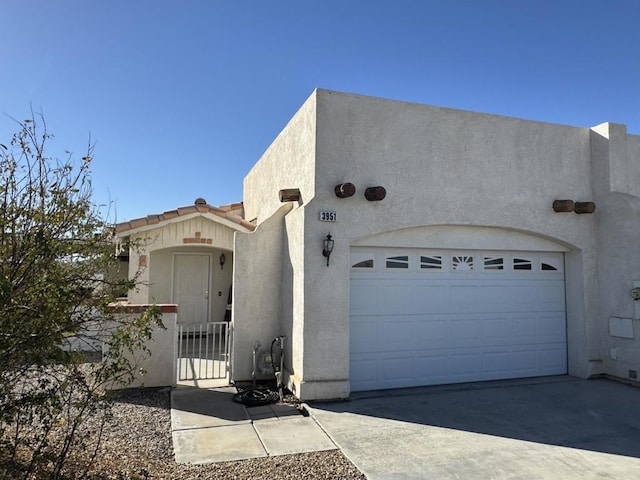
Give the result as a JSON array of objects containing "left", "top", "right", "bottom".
[{"left": 0, "top": 113, "right": 162, "bottom": 479}]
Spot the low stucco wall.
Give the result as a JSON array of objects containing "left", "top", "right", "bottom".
[
  {"left": 232, "top": 204, "right": 292, "bottom": 382},
  {"left": 106, "top": 305, "right": 177, "bottom": 389}
]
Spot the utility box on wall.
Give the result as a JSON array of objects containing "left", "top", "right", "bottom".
[{"left": 609, "top": 317, "right": 634, "bottom": 339}]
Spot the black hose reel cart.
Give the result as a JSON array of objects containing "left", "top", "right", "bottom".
[{"left": 233, "top": 335, "right": 285, "bottom": 406}]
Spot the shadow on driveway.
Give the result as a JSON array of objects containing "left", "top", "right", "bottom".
[
  {"left": 324, "top": 376, "right": 640, "bottom": 457},
  {"left": 308, "top": 377, "right": 640, "bottom": 479}
]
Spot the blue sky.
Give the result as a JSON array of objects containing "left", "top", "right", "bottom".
[{"left": 1, "top": 0, "right": 639, "bottom": 222}]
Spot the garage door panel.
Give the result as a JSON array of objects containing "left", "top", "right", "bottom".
[
  {"left": 539, "top": 346, "right": 567, "bottom": 371},
  {"left": 381, "top": 282, "right": 450, "bottom": 315},
  {"left": 412, "top": 286, "right": 450, "bottom": 313},
  {"left": 350, "top": 284, "right": 380, "bottom": 313},
  {"left": 379, "top": 319, "right": 417, "bottom": 350},
  {"left": 483, "top": 318, "right": 514, "bottom": 338},
  {"left": 490, "top": 313, "right": 565, "bottom": 343},
  {"left": 351, "top": 349, "right": 566, "bottom": 391},
  {"left": 450, "top": 318, "right": 483, "bottom": 344},
  {"left": 351, "top": 312, "right": 566, "bottom": 352},
  {"left": 539, "top": 313, "right": 568, "bottom": 340},
  {"left": 537, "top": 285, "right": 566, "bottom": 307},
  {"left": 449, "top": 353, "right": 482, "bottom": 376},
  {"left": 512, "top": 316, "right": 540, "bottom": 337},
  {"left": 505, "top": 281, "right": 565, "bottom": 311},
  {"left": 415, "top": 354, "right": 449, "bottom": 378},
  {"left": 478, "top": 285, "right": 511, "bottom": 305},
  {"left": 414, "top": 318, "right": 450, "bottom": 345},
  {"left": 534, "top": 299, "right": 565, "bottom": 313},
  {"left": 383, "top": 285, "right": 416, "bottom": 311},
  {"left": 450, "top": 285, "right": 483, "bottom": 306},
  {"left": 508, "top": 285, "right": 538, "bottom": 306},
  {"left": 482, "top": 351, "right": 512, "bottom": 374},
  {"left": 377, "top": 355, "right": 415, "bottom": 386},
  {"left": 511, "top": 349, "right": 540, "bottom": 373},
  {"left": 352, "top": 315, "right": 450, "bottom": 353},
  {"left": 350, "top": 248, "right": 567, "bottom": 391},
  {"left": 350, "top": 355, "right": 379, "bottom": 390},
  {"left": 350, "top": 319, "right": 379, "bottom": 354}
]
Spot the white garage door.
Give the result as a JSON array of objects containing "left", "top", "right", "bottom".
[{"left": 350, "top": 248, "right": 567, "bottom": 392}]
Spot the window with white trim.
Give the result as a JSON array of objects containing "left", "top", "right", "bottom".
[
  {"left": 420, "top": 255, "right": 443, "bottom": 270},
  {"left": 513, "top": 257, "right": 533, "bottom": 270},
  {"left": 452, "top": 255, "right": 474, "bottom": 271},
  {"left": 483, "top": 256, "right": 504, "bottom": 271},
  {"left": 351, "top": 251, "right": 375, "bottom": 270},
  {"left": 352, "top": 259, "right": 374, "bottom": 268},
  {"left": 540, "top": 255, "right": 561, "bottom": 272},
  {"left": 386, "top": 255, "right": 409, "bottom": 269}
]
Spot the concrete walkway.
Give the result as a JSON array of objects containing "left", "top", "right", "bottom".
[
  {"left": 171, "top": 377, "right": 640, "bottom": 477},
  {"left": 306, "top": 376, "right": 640, "bottom": 480},
  {"left": 170, "top": 386, "right": 337, "bottom": 464}
]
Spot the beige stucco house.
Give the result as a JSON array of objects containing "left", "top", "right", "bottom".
[{"left": 118, "top": 89, "right": 640, "bottom": 401}]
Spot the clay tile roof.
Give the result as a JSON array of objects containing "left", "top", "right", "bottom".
[
  {"left": 115, "top": 201, "right": 254, "bottom": 234},
  {"left": 218, "top": 202, "right": 244, "bottom": 212},
  {"left": 162, "top": 210, "right": 180, "bottom": 220}
]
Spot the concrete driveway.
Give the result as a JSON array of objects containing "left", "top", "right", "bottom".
[{"left": 306, "top": 376, "right": 640, "bottom": 480}]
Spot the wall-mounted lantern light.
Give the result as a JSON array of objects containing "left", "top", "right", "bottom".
[
  {"left": 219, "top": 253, "right": 226, "bottom": 270},
  {"left": 364, "top": 186, "right": 386, "bottom": 201},
  {"left": 322, "top": 233, "right": 334, "bottom": 266}
]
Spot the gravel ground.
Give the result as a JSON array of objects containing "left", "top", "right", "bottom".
[{"left": 81, "top": 387, "right": 366, "bottom": 479}]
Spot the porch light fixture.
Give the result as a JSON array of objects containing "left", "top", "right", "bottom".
[
  {"left": 219, "top": 253, "right": 226, "bottom": 270},
  {"left": 322, "top": 233, "right": 334, "bottom": 267}
]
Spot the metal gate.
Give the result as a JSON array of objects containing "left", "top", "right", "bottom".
[{"left": 176, "top": 322, "right": 229, "bottom": 381}]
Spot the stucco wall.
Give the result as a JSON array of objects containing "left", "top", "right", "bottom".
[
  {"left": 236, "top": 89, "right": 318, "bottom": 390},
  {"left": 243, "top": 91, "right": 317, "bottom": 224},
  {"left": 282, "top": 206, "right": 308, "bottom": 396},
  {"left": 107, "top": 310, "right": 177, "bottom": 389},
  {"left": 591, "top": 123, "right": 640, "bottom": 381},
  {"left": 232, "top": 204, "right": 292, "bottom": 381},
  {"left": 313, "top": 90, "right": 594, "bottom": 238}
]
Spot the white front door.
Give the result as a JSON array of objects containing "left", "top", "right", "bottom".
[{"left": 173, "top": 253, "right": 211, "bottom": 325}]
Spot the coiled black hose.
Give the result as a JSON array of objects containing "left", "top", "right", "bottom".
[{"left": 232, "top": 387, "right": 279, "bottom": 406}]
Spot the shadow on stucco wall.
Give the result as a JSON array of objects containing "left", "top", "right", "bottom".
[{"left": 280, "top": 226, "right": 294, "bottom": 379}]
